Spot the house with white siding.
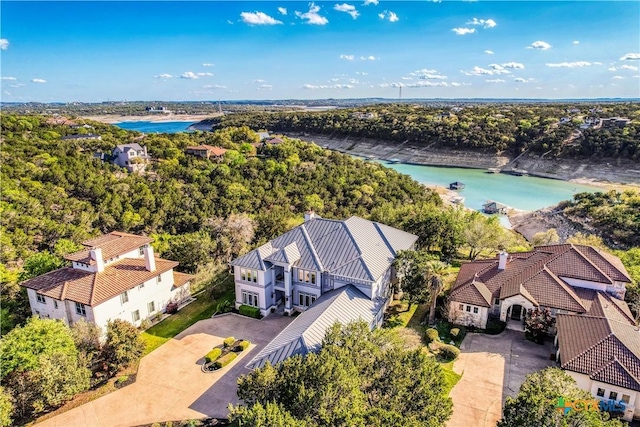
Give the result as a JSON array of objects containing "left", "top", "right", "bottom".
[
  {"left": 230, "top": 213, "right": 418, "bottom": 368},
  {"left": 20, "top": 232, "right": 193, "bottom": 332},
  {"left": 112, "top": 143, "right": 150, "bottom": 173}
]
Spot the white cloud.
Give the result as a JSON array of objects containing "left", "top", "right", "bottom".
[
  {"left": 0, "top": 76, "right": 17, "bottom": 80},
  {"left": 466, "top": 18, "right": 497, "bottom": 28},
  {"left": 363, "top": 0, "right": 378, "bottom": 5},
  {"left": 484, "top": 50, "right": 495, "bottom": 55},
  {"left": 419, "top": 72, "right": 447, "bottom": 80},
  {"left": 203, "top": 84, "right": 227, "bottom": 89},
  {"left": 620, "top": 53, "right": 640, "bottom": 61},
  {"left": 608, "top": 66, "right": 617, "bottom": 71},
  {"left": 334, "top": 3, "right": 359, "bottom": 19},
  {"left": 514, "top": 77, "right": 534, "bottom": 83},
  {"left": 257, "top": 84, "right": 273, "bottom": 90},
  {"left": 197, "top": 72, "right": 214, "bottom": 77},
  {"left": 573, "top": 40, "right": 579, "bottom": 45},
  {"left": 501, "top": 62, "right": 525, "bottom": 69},
  {"left": 31, "top": 78, "right": 46, "bottom": 83},
  {"left": 464, "top": 65, "right": 511, "bottom": 76},
  {"left": 303, "top": 83, "right": 354, "bottom": 89},
  {"left": 181, "top": 71, "right": 199, "bottom": 79},
  {"left": 240, "top": 11, "right": 283, "bottom": 25},
  {"left": 340, "top": 54, "right": 355, "bottom": 60},
  {"left": 378, "top": 10, "right": 399, "bottom": 22},
  {"left": 155, "top": 73, "right": 174, "bottom": 78},
  {"left": 296, "top": 3, "right": 329, "bottom": 25},
  {"left": 253, "top": 79, "right": 266, "bottom": 83},
  {"left": 202, "top": 63, "right": 215, "bottom": 67},
  {"left": 528, "top": 41, "right": 552, "bottom": 50},
  {"left": 452, "top": 28, "right": 476, "bottom": 36},
  {"left": 278, "top": 7, "right": 287, "bottom": 15},
  {"left": 355, "top": 71, "right": 368, "bottom": 75},
  {"left": 620, "top": 64, "right": 639, "bottom": 71},
  {"left": 401, "top": 77, "right": 413, "bottom": 80},
  {"left": 486, "top": 79, "right": 506, "bottom": 83},
  {"left": 0, "top": 39, "right": 8, "bottom": 50},
  {"left": 545, "top": 61, "right": 593, "bottom": 68},
  {"left": 361, "top": 55, "right": 378, "bottom": 61},
  {"left": 612, "top": 75, "right": 624, "bottom": 80}
]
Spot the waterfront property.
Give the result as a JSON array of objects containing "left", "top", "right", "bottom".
[
  {"left": 20, "top": 232, "right": 194, "bottom": 332},
  {"left": 112, "top": 143, "right": 150, "bottom": 172},
  {"left": 449, "top": 181, "right": 465, "bottom": 190},
  {"left": 185, "top": 144, "right": 227, "bottom": 160},
  {"left": 482, "top": 200, "right": 508, "bottom": 214}
]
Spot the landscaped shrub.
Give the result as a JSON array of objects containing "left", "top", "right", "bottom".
[
  {"left": 425, "top": 328, "right": 440, "bottom": 343},
  {"left": 439, "top": 344, "right": 460, "bottom": 361},
  {"left": 214, "top": 352, "right": 238, "bottom": 369},
  {"left": 485, "top": 318, "right": 507, "bottom": 335},
  {"left": 165, "top": 302, "right": 178, "bottom": 314},
  {"left": 235, "top": 340, "right": 250, "bottom": 352},
  {"left": 205, "top": 348, "right": 222, "bottom": 363},
  {"left": 223, "top": 337, "right": 236, "bottom": 348},
  {"left": 450, "top": 328, "right": 460, "bottom": 337},
  {"left": 239, "top": 304, "right": 261, "bottom": 319}
]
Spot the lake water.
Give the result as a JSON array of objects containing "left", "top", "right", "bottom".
[
  {"left": 114, "top": 121, "right": 195, "bottom": 133},
  {"left": 382, "top": 162, "right": 600, "bottom": 213}
]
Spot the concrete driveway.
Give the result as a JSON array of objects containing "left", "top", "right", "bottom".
[
  {"left": 447, "top": 329, "right": 555, "bottom": 427},
  {"left": 38, "top": 313, "right": 293, "bottom": 427}
]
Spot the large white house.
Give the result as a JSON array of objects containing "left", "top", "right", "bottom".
[
  {"left": 112, "top": 143, "right": 150, "bottom": 173},
  {"left": 21, "top": 232, "right": 193, "bottom": 331},
  {"left": 230, "top": 213, "right": 418, "bottom": 368}
]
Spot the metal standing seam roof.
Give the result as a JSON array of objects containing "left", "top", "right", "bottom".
[
  {"left": 246, "top": 285, "right": 380, "bottom": 370},
  {"left": 231, "top": 216, "right": 418, "bottom": 283}
]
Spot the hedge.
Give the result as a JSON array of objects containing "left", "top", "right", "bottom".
[
  {"left": 223, "top": 337, "right": 236, "bottom": 348},
  {"left": 236, "top": 340, "right": 250, "bottom": 351},
  {"left": 439, "top": 344, "right": 460, "bottom": 361},
  {"left": 425, "top": 328, "right": 440, "bottom": 344},
  {"left": 214, "top": 352, "right": 238, "bottom": 369},
  {"left": 239, "top": 304, "right": 261, "bottom": 319},
  {"left": 205, "top": 347, "right": 222, "bottom": 363}
]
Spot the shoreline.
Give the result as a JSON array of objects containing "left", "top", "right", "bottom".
[{"left": 82, "top": 113, "right": 222, "bottom": 124}]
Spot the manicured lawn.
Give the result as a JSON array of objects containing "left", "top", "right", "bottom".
[
  {"left": 440, "top": 361, "right": 462, "bottom": 395},
  {"left": 383, "top": 300, "right": 418, "bottom": 328}
]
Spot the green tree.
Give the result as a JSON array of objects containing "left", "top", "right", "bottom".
[
  {"left": 566, "top": 232, "right": 607, "bottom": 249},
  {"left": 101, "top": 319, "right": 144, "bottom": 375},
  {"left": 426, "top": 260, "right": 448, "bottom": 325},
  {"left": 0, "top": 387, "right": 13, "bottom": 427},
  {"left": 524, "top": 307, "right": 555, "bottom": 344},
  {"left": 463, "top": 214, "right": 508, "bottom": 260},
  {"left": 229, "top": 401, "right": 310, "bottom": 427},
  {"left": 70, "top": 319, "right": 102, "bottom": 365},
  {"left": 18, "top": 251, "right": 64, "bottom": 282},
  {"left": 393, "top": 250, "right": 439, "bottom": 306},
  {"left": 499, "top": 367, "right": 623, "bottom": 427},
  {"left": 532, "top": 228, "right": 560, "bottom": 246}
]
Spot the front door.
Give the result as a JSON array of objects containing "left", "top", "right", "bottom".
[{"left": 511, "top": 304, "right": 523, "bottom": 320}]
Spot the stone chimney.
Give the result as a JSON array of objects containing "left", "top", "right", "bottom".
[
  {"left": 90, "top": 248, "right": 105, "bottom": 273},
  {"left": 304, "top": 210, "right": 316, "bottom": 222},
  {"left": 498, "top": 251, "right": 508, "bottom": 271},
  {"left": 144, "top": 245, "right": 156, "bottom": 272}
]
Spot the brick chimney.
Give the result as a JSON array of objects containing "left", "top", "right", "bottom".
[
  {"left": 143, "top": 245, "right": 156, "bottom": 272},
  {"left": 498, "top": 251, "right": 508, "bottom": 271},
  {"left": 90, "top": 248, "right": 105, "bottom": 273}
]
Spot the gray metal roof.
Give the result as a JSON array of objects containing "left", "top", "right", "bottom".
[
  {"left": 231, "top": 216, "right": 418, "bottom": 282},
  {"left": 246, "top": 285, "right": 380, "bottom": 369},
  {"left": 115, "top": 143, "right": 145, "bottom": 152}
]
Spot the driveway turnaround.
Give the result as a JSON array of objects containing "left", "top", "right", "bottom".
[
  {"left": 37, "top": 313, "right": 293, "bottom": 427},
  {"left": 447, "top": 329, "right": 555, "bottom": 427}
]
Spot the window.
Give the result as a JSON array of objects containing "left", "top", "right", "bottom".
[
  {"left": 138, "top": 283, "right": 145, "bottom": 290},
  {"left": 75, "top": 302, "right": 87, "bottom": 316},
  {"left": 297, "top": 269, "right": 317, "bottom": 284},
  {"left": 494, "top": 298, "right": 500, "bottom": 305},
  {"left": 466, "top": 305, "right": 471, "bottom": 312},
  {"left": 156, "top": 274, "right": 162, "bottom": 284},
  {"left": 240, "top": 268, "right": 258, "bottom": 283},
  {"left": 132, "top": 310, "right": 140, "bottom": 322},
  {"left": 54, "top": 300, "right": 58, "bottom": 309},
  {"left": 120, "top": 291, "right": 129, "bottom": 304},
  {"left": 473, "top": 307, "right": 479, "bottom": 314},
  {"left": 37, "top": 294, "right": 46, "bottom": 304},
  {"left": 621, "top": 394, "right": 630, "bottom": 404},
  {"left": 139, "top": 246, "right": 145, "bottom": 256},
  {"left": 298, "top": 293, "right": 317, "bottom": 308},
  {"left": 242, "top": 291, "right": 259, "bottom": 307},
  {"left": 596, "top": 388, "right": 605, "bottom": 397},
  {"left": 459, "top": 304, "right": 464, "bottom": 310},
  {"left": 609, "top": 391, "right": 618, "bottom": 401},
  {"left": 148, "top": 301, "right": 155, "bottom": 314}
]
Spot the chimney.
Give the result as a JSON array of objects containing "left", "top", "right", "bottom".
[
  {"left": 304, "top": 210, "right": 316, "bottom": 222},
  {"left": 90, "top": 248, "right": 105, "bottom": 273},
  {"left": 498, "top": 251, "right": 508, "bottom": 271},
  {"left": 144, "top": 245, "right": 156, "bottom": 272}
]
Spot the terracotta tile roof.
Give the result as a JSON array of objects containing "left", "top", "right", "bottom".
[
  {"left": 185, "top": 145, "right": 227, "bottom": 156},
  {"left": 173, "top": 271, "right": 194, "bottom": 288},
  {"left": 449, "top": 280, "right": 493, "bottom": 307},
  {"left": 65, "top": 232, "right": 153, "bottom": 264},
  {"left": 21, "top": 258, "right": 192, "bottom": 306},
  {"left": 557, "top": 313, "right": 640, "bottom": 391}
]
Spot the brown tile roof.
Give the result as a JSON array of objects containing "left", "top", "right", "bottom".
[
  {"left": 557, "top": 313, "right": 640, "bottom": 391},
  {"left": 21, "top": 258, "right": 192, "bottom": 306},
  {"left": 173, "top": 271, "right": 194, "bottom": 288},
  {"left": 65, "top": 232, "right": 153, "bottom": 264},
  {"left": 185, "top": 145, "right": 227, "bottom": 156},
  {"left": 449, "top": 280, "right": 492, "bottom": 307}
]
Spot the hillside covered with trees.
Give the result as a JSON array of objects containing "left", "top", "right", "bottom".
[{"left": 206, "top": 103, "right": 640, "bottom": 159}]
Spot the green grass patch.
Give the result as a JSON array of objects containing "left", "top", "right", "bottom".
[
  {"left": 440, "top": 361, "right": 462, "bottom": 395},
  {"left": 140, "top": 333, "right": 170, "bottom": 356},
  {"left": 383, "top": 301, "right": 418, "bottom": 328},
  {"left": 433, "top": 320, "right": 466, "bottom": 347}
]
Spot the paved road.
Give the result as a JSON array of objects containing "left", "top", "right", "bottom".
[
  {"left": 447, "top": 329, "right": 555, "bottom": 427},
  {"left": 38, "top": 314, "right": 292, "bottom": 427}
]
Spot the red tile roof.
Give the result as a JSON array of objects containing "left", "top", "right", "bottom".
[
  {"left": 21, "top": 258, "right": 193, "bottom": 306},
  {"left": 185, "top": 145, "right": 227, "bottom": 156},
  {"left": 65, "top": 232, "right": 153, "bottom": 265}
]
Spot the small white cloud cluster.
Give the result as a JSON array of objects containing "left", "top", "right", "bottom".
[
  {"left": 202, "top": 63, "right": 215, "bottom": 67},
  {"left": 484, "top": 50, "right": 495, "bottom": 55},
  {"left": 363, "top": 0, "right": 378, "bottom": 5},
  {"left": 32, "top": 78, "right": 46, "bottom": 83},
  {"left": 334, "top": 3, "right": 359, "bottom": 19},
  {"left": 361, "top": 55, "right": 378, "bottom": 61},
  {"left": 378, "top": 10, "right": 399, "bottom": 22},
  {"left": 486, "top": 79, "right": 506, "bottom": 83},
  {"left": 303, "top": 83, "right": 354, "bottom": 89},
  {"left": 545, "top": 61, "right": 593, "bottom": 68},
  {"left": 181, "top": 71, "right": 213, "bottom": 79},
  {"left": 1, "top": 76, "right": 17, "bottom": 81},
  {"left": 340, "top": 54, "right": 355, "bottom": 60},
  {"left": 466, "top": 18, "right": 496, "bottom": 28},
  {"left": 155, "top": 73, "right": 174, "bottom": 79},
  {"left": 0, "top": 39, "right": 9, "bottom": 50},
  {"left": 452, "top": 28, "right": 475, "bottom": 36},
  {"left": 528, "top": 41, "right": 552, "bottom": 50},
  {"left": 203, "top": 84, "right": 227, "bottom": 89},
  {"left": 463, "top": 62, "right": 523, "bottom": 76},
  {"left": 620, "top": 53, "right": 640, "bottom": 61},
  {"left": 296, "top": 3, "right": 329, "bottom": 25},
  {"left": 257, "top": 84, "right": 273, "bottom": 90},
  {"left": 241, "top": 11, "right": 283, "bottom": 25},
  {"left": 278, "top": 7, "right": 287, "bottom": 15}
]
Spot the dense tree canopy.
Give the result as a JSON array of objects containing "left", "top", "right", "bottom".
[{"left": 232, "top": 321, "right": 453, "bottom": 427}]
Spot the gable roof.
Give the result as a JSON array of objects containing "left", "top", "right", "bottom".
[
  {"left": 21, "top": 258, "right": 193, "bottom": 306},
  {"left": 65, "top": 232, "right": 153, "bottom": 265},
  {"left": 115, "top": 143, "right": 145, "bottom": 152},
  {"left": 246, "top": 285, "right": 379, "bottom": 369},
  {"left": 185, "top": 145, "right": 227, "bottom": 156},
  {"left": 232, "top": 217, "right": 417, "bottom": 283}
]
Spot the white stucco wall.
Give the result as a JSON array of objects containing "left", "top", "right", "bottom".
[
  {"left": 560, "top": 277, "right": 607, "bottom": 292},
  {"left": 448, "top": 300, "right": 489, "bottom": 328},
  {"left": 567, "top": 371, "right": 639, "bottom": 420},
  {"left": 27, "top": 289, "right": 69, "bottom": 323},
  {"left": 500, "top": 295, "right": 535, "bottom": 322}
]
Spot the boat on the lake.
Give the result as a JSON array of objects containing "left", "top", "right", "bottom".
[
  {"left": 487, "top": 167, "right": 500, "bottom": 174},
  {"left": 449, "top": 181, "right": 465, "bottom": 190},
  {"left": 388, "top": 158, "right": 401, "bottom": 164}
]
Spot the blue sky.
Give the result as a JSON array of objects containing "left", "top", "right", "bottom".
[{"left": 1, "top": 1, "right": 639, "bottom": 102}]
